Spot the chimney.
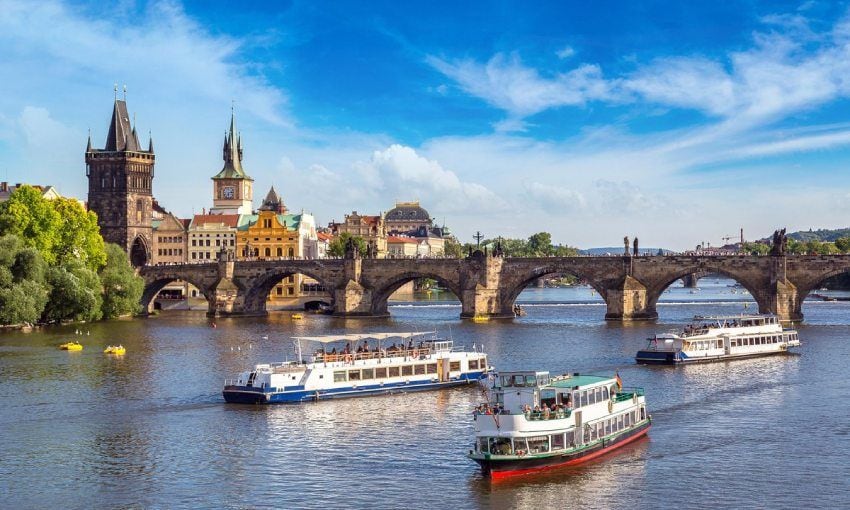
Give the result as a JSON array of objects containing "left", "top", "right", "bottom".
[{"left": 0, "top": 182, "right": 6, "bottom": 192}]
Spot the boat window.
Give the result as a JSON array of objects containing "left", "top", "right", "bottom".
[
  {"left": 348, "top": 370, "right": 361, "bottom": 381},
  {"left": 597, "top": 387, "right": 605, "bottom": 401},
  {"left": 625, "top": 413, "right": 631, "bottom": 427},
  {"left": 477, "top": 437, "right": 489, "bottom": 454},
  {"left": 604, "top": 420, "right": 611, "bottom": 435},
  {"left": 565, "top": 430, "right": 575, "bottom": 447},
  {"left": 376, "top": 367, "right": 387, "bottom": 378},
  {"left": 450, "top": 361, "right": 461, "bottom": 372},
  {"left": 513, "top": 437, "right": 528, "bottom": 453},
  {"left": 388, "top": 366, "right": 400, "bottom": 378},
  {"left": 602, "top": 387, "right": 609, "bottom": 400},
  {"left": 402, "top": 365, "right": 413, "bottom": 376},
  {"left": 469, "top": 359, "right": 479, "bottom": 370},
  {"left": 362, "top": 368, "right": 374, "bottom": 380},
  {"left": 414, "top": 364, "right": 426, "bottom": 375},
  {"left": 588, "top": 390, "right": 596, "bottom": 405},
  {"left": 426, "top": 363, "right": 437, "bottom": 374},
  {"left": 597, "top": 422, "right": 604, "bottom": 438},
  {"left": 640, "top": 407, "right": 646, "bottom": 420},
  {"left": 527, "top": 436, "right": 549, "bottom": 454},
  {"left": 480, "top": 357, "right": 488, "bottom": 370},
  {"left": 551, "top": 433, "right": 565, "bottom": 450},
  {"left": 500, "top": 375, "right": 512, "bottom": 387},
  {"left": 333, "top": 371, "right": 347, "bottom": 383},
  {"left": 586, "top": 426, "right": 593, "bottom": 442},
  {"left": 525, "top": 375, "right": 537, "bottom": 387},
  {"left": 489, "top": 437, "right": 512, "bottom": 455},
  {"left": 513, "top": 375, "right": 526, "bottom": 387},
  {"left": 717, "top": 340, "right": 723, "bottom": 348}
]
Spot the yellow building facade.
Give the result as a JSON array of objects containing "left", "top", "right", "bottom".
[{"left": 236, "top": 210, "right": 301, "bottom": 299}]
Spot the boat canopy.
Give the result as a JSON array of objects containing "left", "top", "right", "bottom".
[{"left": 291, "top": 331, "right": 435, "bottom": 344}]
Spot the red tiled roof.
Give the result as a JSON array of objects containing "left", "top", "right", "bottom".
[
  {"left": 317, "top": 232, "right": 333, "bottom": 241},
  {"left": 387, "top": 235, "right": 418, "bottom": 244},
  {"left": 191, "top": 214, "right": 239, "bottom": 227}
]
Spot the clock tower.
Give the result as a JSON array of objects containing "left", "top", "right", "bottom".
[{"left": 210, "top": 110, "right": 253, "bottom": 215}]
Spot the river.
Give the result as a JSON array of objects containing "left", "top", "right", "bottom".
[{"left": 1, "top": 277, "right": 848, "bottom": 508}]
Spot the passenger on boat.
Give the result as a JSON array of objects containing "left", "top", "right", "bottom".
[
  {"left": 542, "top": 403, "right": 551, "bottom": 419},
  {"left": 344, "top": 343, "right": 351, "bottom": 354}
]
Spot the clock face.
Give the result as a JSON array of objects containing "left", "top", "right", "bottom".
[{"left": 222, "top": 186, "right": 235, "bottom": 199}]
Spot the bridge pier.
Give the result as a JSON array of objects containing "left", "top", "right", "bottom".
[
  {"left": 681, "top": 273, "right": 699, "bottom": 288},
  {"left": 604, "top": 276, "right": 657, "bottom": 321}
]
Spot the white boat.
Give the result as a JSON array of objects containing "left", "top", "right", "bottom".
[
  {"left": 223, "top": 331, "right": 491, "bottom": 404},
  {"left": 468, "top": 371, "right": 650, "bottom": 479},
  {"left": 635, "top": 314, "right": 801, "bottom": 364}
]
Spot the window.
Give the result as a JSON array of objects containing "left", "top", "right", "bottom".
[
  {"left": 414, "top": 364, "right": 426, "bottom": 375},
  {"left": 264, "top": 248, "right": 271, "bottom": 257},
  {"left": 625, "top": 413, "right": 631, "bottom": 427},
  {"left": 333, "top": 371, "right": 346, "bottom": 382},
  {"left": 375, "top": 367, "right": 387, "bottom": 378},
  {"left": 478, "top": 437, "right": 489, "bottom": 454},
  {"left": 602, "top": 387, "right": 609, "bottom": 400},
  {"left": 361, "top": 369, "right": 374, "bottom": 380},
  {"left": 401, "top": 365, "right": 413, "bottom": 376},
  {"left": 348, "top": 370, "right": 361, "bottom": 381},
  {"left": 288, "top": 287, "right": 294, "bottom": 296},
  {"left": 513, "top": 437, "right": 528, "bottom": 453},
  {"left": 288, "top": 247, "right": 294, "bottom": 257},
  {"left": 276, "top": 287, "right": 283, "bottom": 296},
  {"left": 588, "top": 390, "right": 596, "bottom": 405},
  {"left": 468, "top": 359, "right": 479, "bottom": 370},
  {"left": 388, "top": 367, "right": 400, "bottom": 377},
  {"left": 565, "top": 430, "right": 575, "bottom": 447},
  {"left": 426, "top": 363, "right": 437, "bottom": 374},
  {"left": 277, "top": 248, "right": 283, "bottom": 257},
  {"left": 527, "top": 436, "right": 549, "bottom": 454},
  {"left": 489, "top": 437, "right": 512, "bottom": 455},
  {"left": 551, "top": 433, "right": 565, "bottom": 450},
  {"left": 449, "top": 361, "right": 461, "bottom": 371}
]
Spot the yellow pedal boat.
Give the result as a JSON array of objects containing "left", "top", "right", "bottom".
[
  {"left": 291, "top": 313, "right": 304, "bottom": 320},
  {"left": 471, "top": 314, "right": 490, "bottom": 323},
  {"left": 104, "top": 345, "right": 126, "bottom": 355},
  {"left": 59, "top": 341, "right": 83, "bottom": 351}
]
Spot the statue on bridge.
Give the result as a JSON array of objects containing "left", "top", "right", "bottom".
[
  {"left": 624, "top": 236, "right": 630, "bottom": 256},
  {"left": 770, "top": 228, "right": 788, "bottom": 256},
  {"left": 493, "top": 238, "right": 504, "bottom": 258},
  {"left": 344, "top": 236, "right": 360, "bottom": 259},
  {"left": 633, "top": 237, "right": 639, "bottom": 257}
]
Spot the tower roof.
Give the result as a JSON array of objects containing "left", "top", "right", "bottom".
[
  {"left": 258, "top": 185, "right": 286, "bottom": 213},
  {"left": 213, "top": 110, "right": 253, "bottom": 181},
  {"left": 104, "top": 99, "right": 142, "bottom": 152}
]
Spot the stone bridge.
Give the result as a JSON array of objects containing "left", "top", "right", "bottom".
[{"left": 138, "top": 253, "right": 850, "bottom": 322}]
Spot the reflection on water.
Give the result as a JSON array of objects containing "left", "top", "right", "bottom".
[{"left": 1, "top": 278, "right": 849, "bottom": 508}]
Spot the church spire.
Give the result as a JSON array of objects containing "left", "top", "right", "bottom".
[
  {"left": 104, "top": 97, "right": 140, "bottom": 152},
  {"left": 214, "top": 108, "right": 250, "bottom": 179},
  {"left": 148, "top": 131, "right": 154, "bottom": 153},
  {"left": 86, "top": 130, "right": 92, "bottom": 152}
]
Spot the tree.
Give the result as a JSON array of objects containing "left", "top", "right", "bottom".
[
  {"left": 328, "top": 233, "right": 368, "bottom": 257},
  {"left": 42, "top": 261, "right": 103, "bottom": 323},
  {"left": 443, "top": 237, "right": 463, "bottom": 258},
  {"left": 0, "top": 186, "right": 106, "bottom": 271},
  {"left": 100, "top": 243, "right": 143, "bottom": 319},
  {"left": 835, "top": 237, "right": 850, "bottom": 253},
  {"left": 527, "top": 232, "right": 553, "bottom": 257},
  {"left": 0, "top": 234, "right": 49, "bottom": 326},
  {"left": 742, "top": 242, "right": 770, "bottom": 255}
]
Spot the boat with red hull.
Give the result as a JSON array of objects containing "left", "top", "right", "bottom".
[{"left": 468, "top": 371, "right": 651, "bottom": 479}]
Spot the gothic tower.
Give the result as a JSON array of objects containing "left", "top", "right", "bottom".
[
  {"left": 210, "top": 110, "right": 254, "bottom": 215},
  {"left": 85, "top": 96, "right": 155, "bottom": 267}
]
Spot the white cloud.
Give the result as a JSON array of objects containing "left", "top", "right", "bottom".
[
  {"left": 556, "top": 46, "right": 575, "bottom": 59},
  {"left": 524, "top": 182, "right": 585, "bottom": 212},
  {"left": 425, "top": 53, "right": 613, "bottom": 120}
]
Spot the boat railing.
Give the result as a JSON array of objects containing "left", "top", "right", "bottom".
[
  {"left": 613, "top": 387, "right": 645, "bottom": 402},
  {"left": 525, "top": 409, "right": 572, "bottom": 421},
  {"left": 313, "top": 347, "right": 434, "bottom": 364}
]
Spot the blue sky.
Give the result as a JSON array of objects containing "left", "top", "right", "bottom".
[{"left": 3, "top": 0, "right": 850, "bottom": 249}]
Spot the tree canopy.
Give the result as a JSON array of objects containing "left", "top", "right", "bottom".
[{"left": 328, "top": 232, "right": 368, "bottom": 257}]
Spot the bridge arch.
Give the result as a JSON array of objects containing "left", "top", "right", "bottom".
[
  {"left": 788, "top": 262, "right": 850, "bottom": 318},
  {"left": 644, "top": 265, "right": 769, "bottom": 316},
  {"left": 368, "top": 271, "right": 464, "bottom": 316},
  {"left": 500, "top": 266, "right": 608, "bottom": 317},
  {"left": 140, "top": 274, "right": 217, "bottom": 315},
  {"left": 241, "top": 268, "right": 334, "bottom": 315}
]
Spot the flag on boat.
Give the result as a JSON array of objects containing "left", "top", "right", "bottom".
[{"left": 615, "top": 372, "right": 623, "bottom": 390}]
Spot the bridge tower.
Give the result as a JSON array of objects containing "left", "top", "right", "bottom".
[{"left": 85, "top": 92, "right": 155, "bottom": 267}]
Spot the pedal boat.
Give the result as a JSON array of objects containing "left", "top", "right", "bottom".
[{"left": 59, "top": 341, "right": 83, "bottom": 351}]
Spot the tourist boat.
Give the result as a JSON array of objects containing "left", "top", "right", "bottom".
[
  {"left": 59, "top": 341, "right": 83, "bottom": 351},
  {"left": 635, "top": 314, "right": 801, "bottom": 365},
  {"left": 104, "top": 345, "right": 126, "bottom": 355},
  {"left": 468, "top": 371, "right": 650, "bottom": 479},
  {"left": 222, "top": 331, "right": 492, "bottom": 404}
]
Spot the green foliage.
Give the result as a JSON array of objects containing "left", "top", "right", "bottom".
[
  {"left": 0, "top": 185, "right": 61, "bottom": 261},
  {"left": 0, "top": 235, "right": 49, "bottom": 325},
  {"left": 742, "top": 242, "right": 770, "bottom": 255},
  {"left": 481, "top": 232, "right": 579, "bottom": 258},
  {"left": 0, "top": 186, "right": 106, "bottom": 271},
  {"left": 328, "top": 233, "right": 368, "bottom": 257},
  {"left": 0, "top": 280, "right": 49, "bottom": 326},
  {"left": 100, "top": 243, "right": 143, "bottom": 319},
  {"left": 834, "top": 237, "right": 850, "bottom": 253},
  {"left": 42, "top": 262, "right": 103, "bottom": 323},
  {"left": 443, "top": 237, "right": 463, "bottom": 258}
]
